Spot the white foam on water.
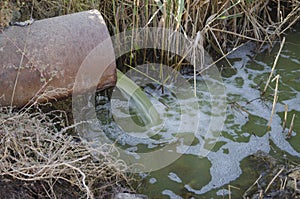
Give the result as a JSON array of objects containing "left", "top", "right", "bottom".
[
  {"left": 182, "top": 42, "right": 300, "bottom": 195},
  {"left": 168, "top": 172, "right": 182, "bottom": 183},
  {"left": 94, "top": 42, "right": 300, "bottom": 197},
  {"left": 149, "top": 177, "right": 157, "bottom": 184},
  {"left": 283, "top": 93, "right": 300, "bottom": 111},
  {"left": 185, "top": 134, "right": 271, "bottom": 194},
  {"left": 98, "top": 81, "right": 212, "bottom": 150},
  {"left": 162, "top": 190, "right": 183, "bottom": 199},
  {"left": 216, "top": 188, "right": 230, "bottom": 196}
]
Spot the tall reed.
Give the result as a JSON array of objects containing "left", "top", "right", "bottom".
[{"left": 1, "top": 0, "right": 300, "bottom": 68}]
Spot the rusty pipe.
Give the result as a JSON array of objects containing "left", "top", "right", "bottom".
[{"left": 0, "top": 10, "right": 116, "bottom": 107}]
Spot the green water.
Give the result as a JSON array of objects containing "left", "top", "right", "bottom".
[{"left": 94, "top": 25, "right": 300, "bottom": 198}]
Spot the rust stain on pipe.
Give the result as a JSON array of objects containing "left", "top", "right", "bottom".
[{"left": 0, "top": 10, "right": 116, "bottom": 107}]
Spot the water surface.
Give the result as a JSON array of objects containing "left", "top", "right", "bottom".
[{"left": 95, "top": 26, "right": 300, "bottom": 198}]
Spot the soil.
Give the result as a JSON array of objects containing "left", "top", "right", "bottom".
[{"left": 0, "top": 175, "right": 82, "bottom": 199}]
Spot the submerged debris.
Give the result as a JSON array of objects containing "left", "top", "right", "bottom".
[{"left": 244, "top": 150, "right": 300, "bottom": 199}]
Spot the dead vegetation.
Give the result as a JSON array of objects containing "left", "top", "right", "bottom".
[
  {"left": 0, "top": 106, "right": 135, "bottom": 199},
  {"left": 243, "top": 151, "right": 300, "bottom": 199},
  {"left": 1, "top": 0, "right": 300, "bottom": 55}
]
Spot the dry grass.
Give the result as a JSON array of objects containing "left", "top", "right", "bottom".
[
  {"left": 2, "top": 0, "right": 299, "bottom": 55},
  {"left": 0, "top": 106, "right": 135, "bottom": 198},
  {"left": 1, "top": 0, "right": 299, "bottom": 75},
  {"left": 98, "top": 0, "right": 300, "bottom": 55}
]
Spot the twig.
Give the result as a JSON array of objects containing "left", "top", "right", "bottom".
[
  {"left": 287, "top": 114, "right": 296, "bottom": 138},
  {"left": 228, "top": 184, "right": 240, "bottom": 199},
  {"left": 282, "top": 104, "right": 288, "bottom": 132},
  {"left": 209, "top": 28, "right": 265, "bottom": 42},
  {"left": 262, "top": 37, "right": 285, "bottom": 95},
  {"left": 62, "top": 162, "right": 93, "bottom": 199},
  {"left": 267, "top": 74, "right": 280, "bottom": 130},
  {"left": 243, "top": 174, "right": 262, "bottom": 198},
  {"left": 265, "top": 166, "right": 284, "bottom": 193}
]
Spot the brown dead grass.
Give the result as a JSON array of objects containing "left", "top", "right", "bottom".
[
  {"left": 2, "top": 0, "right": 299, "bottom": 55},
  {"left": 0, "top": 106, "right": 135, "bottom": 199}
]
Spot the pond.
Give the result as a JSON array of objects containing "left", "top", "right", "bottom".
[{"left": 94, "top": 25, "right": 300, "bottom": 198}]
